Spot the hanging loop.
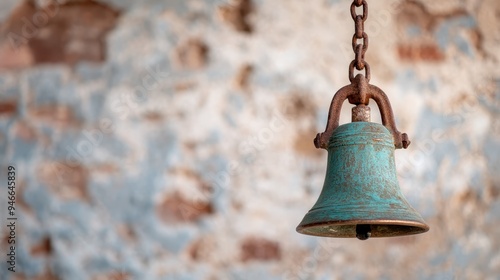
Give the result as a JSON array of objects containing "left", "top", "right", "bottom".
[
  {"left": 354, "top": 44, "right": 365, "bottom": 70},
  {"left": 350, "top": 0, "right": 368, "bottom": 21},
  {"left": 349, "top": 60, "right": 370, "bottom": 83},
  {"left": 352, "top": 33, "right": 369, "bottom": 54},
  {"left": 354, "top": 0, "right": 364, "bottom": 7}
]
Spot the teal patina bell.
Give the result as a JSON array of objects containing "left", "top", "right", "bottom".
[{"left": 296, "top": 75, "right": 429, "bottom": 240}]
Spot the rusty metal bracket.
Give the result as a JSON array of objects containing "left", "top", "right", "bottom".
[{"left": 314, "top": 74, "right": 411, "bottom": 150}]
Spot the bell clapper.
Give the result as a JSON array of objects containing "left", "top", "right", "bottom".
[{"left": 356, "top": 224, "right": 371, "bottom": 240}]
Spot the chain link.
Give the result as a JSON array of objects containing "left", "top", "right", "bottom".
[{"left": 349, "top": 0, "right": 370, "bottom": 82}]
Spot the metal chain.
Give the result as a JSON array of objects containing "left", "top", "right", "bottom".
[{"left": 349, "top": 0, "right": 370, "bottom": 83}]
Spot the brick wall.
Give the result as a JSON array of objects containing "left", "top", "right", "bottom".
[{"left": 0, "top": 0, "right": 499, "bottom": 279}]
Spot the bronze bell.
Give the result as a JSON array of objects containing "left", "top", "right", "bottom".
[{"left": 296, "top": 75, "right": 429, "bottom": 240}]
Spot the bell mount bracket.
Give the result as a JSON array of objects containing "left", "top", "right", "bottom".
[{"left": 314, "top": 74, "right": 411, "bottom": 150}]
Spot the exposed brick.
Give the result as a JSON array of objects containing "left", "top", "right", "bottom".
[
  {"left": 156, "top": 191, "right": 213, "bottom": 223},
  {"left": 0, "top": 0, "right": 38, "bottom": 68},
  {"left": 37, "top": 161, "right": 90, "bottom": 201},
  {"left": 168, "top": 167, "right": 213, "bottom": 194},
  {"left": 12, "top": 270, "right": 58, "bottom": 280},
  {"left": 92, "top": 272, "right": 131, "bottom": 280},
  {"left": 15, "top": 180, "right": 33, "bottom": 214},
  {"left": 468, "top": 28, "right": 484, "bottom": 55},
  {"left": 13, "top": 120, "right": 37, "bottom": 141},
  {"left": 396, "top": 0, "right": 468, "bottom": 31},
  {"left": 168, "top": 166, "right": 199, "bottom": 178},
  {"left": 240, "top": 237, "right": 281, "bottom": 262},
  {"left": 188, "top": 236, "right": 216, "bottom": 261},
  {"left": 174, "top": 81, "right": 197, "bottom": 92},
  {"left": 396, "top": 0, "right": 435, "bottom": 31},
  {"left": 183, "top": 141, "right": 197, "bottom": 151},
  {"left": 397, "top": 44, "right": 445, "bottom": 62},
  {"left": 485, "top": 184, "right": 500, "bottom": 201},
  {"left": 0, "top": 0, "right": 37, "bottom": 32},
  {"left": 189, "top": 238, "right": 204, "bottom": 261},
  {"left": 2, "top": 231, "right": 10, "bottom": 251},
  {"left": 0, "top": 101, "right": 17, "bottom": 116},
  {"left": 91, "top": 163, "right": 119, "bottom": 174},
  {"left": 0, "top": 42, "right": 34, "bottom": 69},
  {"left": 394, "top": 1, "right": 481, "bottom": 61},
  {"left": 217, "top": 0, "right": 254, "bottom": 33},
  {"left": 142, "top": 111, "right": 164, "bottom": 122},
  {"left": 0, "top": 0, "right": 120, "bottom": 68},
  {"left": 30, "top": 237, "right": 52, "bottom": 256},
  {"left": 175, "top": 38, "right": 209, "bottom": 69},
  {"left": 115, "top": 224, "right": 137, "bottom": 243},
  {"left": 456, "top": 189, "right": 479, "bottom": 204},
  {"left": 28, "top": 104, "right": 78, "bottom": 127}
]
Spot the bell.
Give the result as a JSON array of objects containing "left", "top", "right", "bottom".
[{"left": 296, "top": 77, "right": 429, "bottom": 240}]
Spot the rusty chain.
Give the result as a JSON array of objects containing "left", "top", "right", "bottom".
[
  {"left": 349, "top": 0, "right": 370, "bottom": 83},
  {"left": 314, "top": 0, "right": 411, "bottom": 150}
]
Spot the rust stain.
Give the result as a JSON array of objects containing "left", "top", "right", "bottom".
[
  {"left": 397, "top": 44, "right": 445, "bottom": 62},
  {"left": 156, "top": 191, "right": 214, "bottom": 223}
]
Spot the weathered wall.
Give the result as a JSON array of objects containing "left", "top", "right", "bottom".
[{"left": 0, "top": 0, "right": 499, "bottom": 279}]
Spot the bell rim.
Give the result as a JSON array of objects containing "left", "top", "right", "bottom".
[{"left": 296, "top": 219, "right": 430, "bottom": 238}]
